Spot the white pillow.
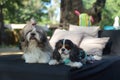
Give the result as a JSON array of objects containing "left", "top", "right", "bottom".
[
  {"left": 49, "top": 29, "right": 83, "bottom": 49},
  {"left": 79, "top": 36, "right": 110, "bottom": 57},
  {"left": 69, "top": 24, "right": 100, "bottom": 37}
]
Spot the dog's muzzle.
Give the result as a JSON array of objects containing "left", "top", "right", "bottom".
[
  {"left": 30, "top": 33, "right": 36, "bottom": 40},
  {"left": 61, "top": 48, "right": 68, "bottom": 55}
]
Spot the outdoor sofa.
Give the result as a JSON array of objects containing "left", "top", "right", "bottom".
[{"left": 0, "top": 25, "right": 120, "bottom": 80}]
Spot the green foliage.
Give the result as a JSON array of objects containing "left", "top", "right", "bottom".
[
  {"left": 2, "top": 0, "right": 60, "bottom": 25},
  {"left": 83, "top": 0, "right": 120, "bottom": 28},
  {"left": 2, "top": 0, "right": 50, "bottom": 24},
  {"left": 83, "top": 0, "right": 96, "bottom": 9},
  {"left": 2, "top": 0, "right": 23, "bottom": 23},
  {"left": 2, "top": 0, "right": 120, "bottom": 28},
  {"left": 97, "top": 0, "right": 120, "bottom": 28}
]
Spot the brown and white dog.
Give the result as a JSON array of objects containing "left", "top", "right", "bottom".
[
  {"left": 49, "top": 39, "right": 87, "bottom": 68},
  {"left": 49, "top": 39, "right": 97, "bottom": 68},
  {"left": 20, "top": 20, "right": 53, "bottom": 63}
]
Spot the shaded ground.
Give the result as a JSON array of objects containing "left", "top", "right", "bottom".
[{"left": 0, "top": 47, "right": 23, "bottom": 55}]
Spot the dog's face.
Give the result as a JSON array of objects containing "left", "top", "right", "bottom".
[
  {"left": 26, "top": 27, "right": 39, "bottom": 42},
  {"left": 55, "top": 39, "right": 74, "bottom": 59},
  {"left": 26, "top": 26, "right": 45, "bottom": 43},
  {"left": 20, "top": 22, "right": 48, "bottom": 49}
]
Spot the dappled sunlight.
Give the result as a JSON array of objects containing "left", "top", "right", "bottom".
[
  {"left": 0, "top": 51, "right": 23, "bottom": 56},
  {"left": 0, "top": 47, "right": 23, "bottom": 55}
]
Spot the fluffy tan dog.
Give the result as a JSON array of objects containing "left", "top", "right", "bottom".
[{"left": 20, "top": 20, "right": 53, "bottom": 63}]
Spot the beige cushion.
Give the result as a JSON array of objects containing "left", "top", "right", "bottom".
[
  {"left": 79, "top": 36, "right": 110, "bottom": 57},
  {"left": 50, "top": 29, "right": 83, "bottom": 49},
  {"left": 69, "top": 24, "right": 100, "bottom": 37}
]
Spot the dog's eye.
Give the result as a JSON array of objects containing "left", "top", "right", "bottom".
[
  {"left": 36, "top": 31, "right": 40, "bottom": 33},
  {"left": 58, "top": 44, "right": 62, "bottom": 49},
  {"left": 65, "top": 45, "right": 71, "bottom": 50},
  {"left": 25, "top": 30, "right": 32, "bottom": 36}
]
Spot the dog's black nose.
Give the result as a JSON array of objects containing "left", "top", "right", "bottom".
[
  {"left": 61, "top": 48, "right": 65, "bottom": 51},
  {"left": 31, "top": 33, "right": 35, "bottom": 36}
]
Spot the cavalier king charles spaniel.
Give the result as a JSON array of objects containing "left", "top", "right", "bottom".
[
  {"left": 49, "top": 39, "right": 88, "bottom": 68},
  {"left": 20, "top": 20, "right": 53, "bottom": 63}
]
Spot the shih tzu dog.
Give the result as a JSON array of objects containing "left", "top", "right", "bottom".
[
  {"left": 49, "top": 39, "right": 88, "bottom": 68},
  {"left": 20, "top": 20, "right": 53, "bottom": 63}
]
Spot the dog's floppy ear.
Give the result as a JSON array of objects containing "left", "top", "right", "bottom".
[
  {"left": 19, "top": 24, "right": 30, "bottom": 51},
  {"left": 52, "top": 49, "right": 61, "bottom": 62},
  {"left": 19, "top": 30, "right": 28, "bottom": 51},
  {"left": 52, "top": 41, "right": 62, "bottom": 61},
  {"left": 69, "top": 45, "right": 80, "bottom": 62},
  {"left": 20, "top": 22, "right": 31, "bottom": 42},
  {"left": 40, "top": 32, "right": 47, "bottom": 43},
  {"left": 64, "top": 40, "right": 80, "bottom": 62}
]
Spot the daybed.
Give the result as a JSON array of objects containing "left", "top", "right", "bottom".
[{"left": 0, "top": 25, "right": 120, "bottom": 80}]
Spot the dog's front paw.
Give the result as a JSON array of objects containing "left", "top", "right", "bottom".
[
  {"left": 49, "top": 60, "right": 59, "bottom": 65},
  {"left": 73, "top": 62, "right": 83, "bottom": 68},
  {"left": 68, "top": 62, "right": 83, "bottom": 68}
]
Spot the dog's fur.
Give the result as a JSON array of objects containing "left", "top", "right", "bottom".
[
  {"left": 49, "top": 39, "right": 87, "bottom": 68},
  {"left": 20, "top": 21, "right": 53, "bottom": 63}
]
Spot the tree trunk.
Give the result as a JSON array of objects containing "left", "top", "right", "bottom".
[
  {"left": 0, "top": 5, "right": 5, "bottom": 45},
  {"left": 60, "top": 0, "right": 106, "bottom": 27}
]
